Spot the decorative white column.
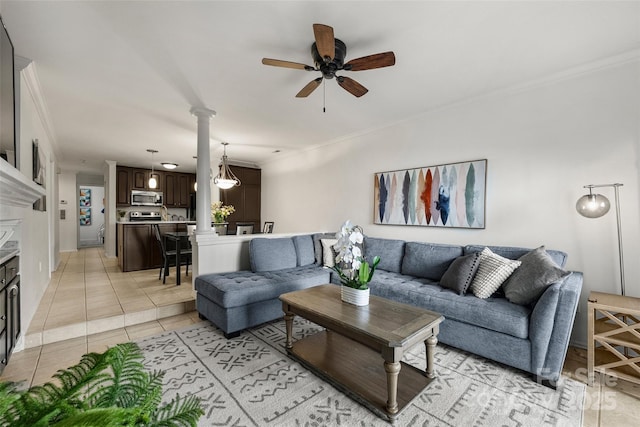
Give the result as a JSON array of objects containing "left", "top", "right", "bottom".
[
  {"left": 189, "top": 106, "right": 218, "bottom": 283},
  {"left": 190, "top": 107, "right": 216, "bottom": 232}
]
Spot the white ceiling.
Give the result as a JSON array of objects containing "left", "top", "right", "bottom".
[{"left": 2, "top": 1, "right": 639, "bottom": 173}]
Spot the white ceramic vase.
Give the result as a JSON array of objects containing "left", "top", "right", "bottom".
[
  {"left": 341, "top": 285, "right": 370, "bottom": 306},
  {"left": 212, "top": 222, "right": 228, "bottom": 236}
]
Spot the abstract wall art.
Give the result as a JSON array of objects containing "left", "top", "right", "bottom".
[
  {"left": 79, "top": 188, "right": 92, "bottom": 207},
  {"left": 374, "top": 159, "right": 487, "bottom": 229},
  {"left": 79, "top": 208, "right": 92, "bottom": 226}
]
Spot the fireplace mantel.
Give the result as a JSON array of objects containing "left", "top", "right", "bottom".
[{"left": 0, "top": 158, "right": 45, "bottom": 208}]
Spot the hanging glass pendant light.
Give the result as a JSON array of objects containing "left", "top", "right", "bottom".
[
  {"left": 147, "top": 149, "right": 158, "bottom": 189},
  {"left": 214, "top": 143, "right": 241, "bottom": 189}
]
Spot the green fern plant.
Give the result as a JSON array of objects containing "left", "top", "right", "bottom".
[{"left": 0, "top": 342, "right": 203, "bottom": 427}]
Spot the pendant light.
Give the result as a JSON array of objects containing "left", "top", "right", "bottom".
[
  {"left": 214, "top": 142, "right": 240, "bottom": 189},
  {"left": 147, "top": 149, "right": 158, "bottom": 189}
]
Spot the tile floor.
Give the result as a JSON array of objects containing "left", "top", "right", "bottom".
[
  {"left": 1, "top": 248, "right": 639, "bottom": 425},
  {"left": 24, "top": 248, "right": 196, "bottom": 348},
  {"left": 2, "top": 247, "right": 201, "bottom": 387}
]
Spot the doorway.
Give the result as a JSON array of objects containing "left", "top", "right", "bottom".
[{"left": 77, "top": 175, "right": 105, "bottom": 248}]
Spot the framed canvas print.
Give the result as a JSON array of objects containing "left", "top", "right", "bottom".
[
  {"left": 79, "top": 188, "right": 92, "bottom": 207},
  {"left": 374, "top": 159, "right": 487, "bottom": 229},
  {"left": 262, "top": 221, "right": 274, "bottom": 234},
  {"left": 80, "top": 208, "right": 91, "bottom": 226}
]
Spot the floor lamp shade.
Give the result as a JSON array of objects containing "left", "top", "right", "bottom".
[{"left": 576, "top": 193, "right": 610, "bottom": 218}]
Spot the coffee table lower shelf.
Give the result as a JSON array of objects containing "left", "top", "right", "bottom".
[{"left": 288, "top": 329, "right": 434, "bottom": 421}]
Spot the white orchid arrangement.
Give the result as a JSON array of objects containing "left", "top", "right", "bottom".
[
  {"left": 210, "top": 201, "right": 235, "bottom": 223},
  {"left": 333, "top": 220, "right": 381, "bottom": 290}
]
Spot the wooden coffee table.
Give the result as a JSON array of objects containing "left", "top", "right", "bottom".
[{"left": 280, "top": 284, "right": 444, "bottom": 421}]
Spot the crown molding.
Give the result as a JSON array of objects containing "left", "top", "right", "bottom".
[
  {"left": 18, "top": 58, "right": 62, "bottom": 161},
  {"left": 504, "top": 49, "right": 640, "bottom": 96}
]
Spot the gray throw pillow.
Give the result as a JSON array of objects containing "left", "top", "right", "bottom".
[
  {"left": 502, "top": 246, "right": 570, "bottom": 305},
  {"left": 440, "top": 252, "right": 480, "bottom": 295}
]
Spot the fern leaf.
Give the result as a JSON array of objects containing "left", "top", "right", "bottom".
[
  {"left": 88, "top": 343, "right": 148, "bottom": 409},
  {"left": 50, "top": 407, "right": 144, "bottom": 427},
  {"left": 5, "top": 351, "right": 112, "bottom": 426},
  {"left": 0, "top": 381, "right": 24, "bottom": 426},
  {"left": 0, "top": 343, "right": 203, "bottom": 426},
  {"left": 148, "top": 394, "right": 204, "bottom": 427}
]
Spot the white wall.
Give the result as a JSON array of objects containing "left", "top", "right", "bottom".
[
  {"left": 261, "top": 59, "right": 640, "bottom": 348},
  {"left": 0, "top": 63, "right": 59, "bottom": 350},
  {"left": 58, "top": 170, "right": 77, "bottom": 252}
]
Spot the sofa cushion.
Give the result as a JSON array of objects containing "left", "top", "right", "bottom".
[
  {"left": 368, "top": 270, "right": 440, "bottom": 303},
  {"left": 428, "top": 290, "right": 531, "bottom": 339},
  {"left": 250, "top": 237, "right": 297, "bottom": 272},
  {"left": 292, "top": 235, "right": 316, "bottom": 267},
  {"left": 195, "top": 265, "right": 330, "bottom": 308},
  {"left": 464, "top": 244, "right": 568, "bottom": 268},
  {"left": 368, "top": 272, "right": 531, "bottom": 339},
  {"left": 440, "top": 252, "right": 481, "bottom": 295},
  {"left": 313, "top": 232, "right": 336, "bottom": 265},
  {"left": 401, "top": 242, "right": 463, "bottom": 280},
  {"left": 364, "top": 237, "right": 405, "bottom": 273},
  {"left": 502, "top": 246, "right": 570, "bottom": 305},
  {"left": 470, "top": 247, "right": 521, "bottom": 298}
]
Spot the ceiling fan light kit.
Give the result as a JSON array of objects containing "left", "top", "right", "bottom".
[{"left": 262, "top": 23, "right": 395, "bottom": 100}]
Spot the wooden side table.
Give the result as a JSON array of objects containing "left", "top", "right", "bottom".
[{"left": 587, "top": 291, "right": 640, "bottom": 386}]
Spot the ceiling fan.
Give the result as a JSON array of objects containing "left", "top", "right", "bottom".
[{"left": 262, "top": 24, "right": 396, "bottom": 98}]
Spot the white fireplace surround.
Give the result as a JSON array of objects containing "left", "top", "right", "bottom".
[{"left": 0, "top": 158, "right": 46, "bottom": 208}]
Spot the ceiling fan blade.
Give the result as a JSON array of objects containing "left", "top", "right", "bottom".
[
  {"left": 296, "top": 77, "right": 323, "bottom": 98},
  {"left": 313, "top": 23, "right": 335, "bottom": 61},
  {"left": 262, "top": 58, "right": 314, "bottom": 70},
  {"left": 344, "top": 52, "right": 396, "bottom": 71},
  {"left": 337, "top": 76, "right": 368, "bottom": 97}
]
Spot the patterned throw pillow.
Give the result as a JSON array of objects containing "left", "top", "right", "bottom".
[
  {"left": 440, "top": 252, "right": 481, "bottom": 295},
  {"left": 320, "top": 239, "right": 338, "bottom": 268},
  {"left": 470, "top": 247, "right": 521, "bottom": 299}
]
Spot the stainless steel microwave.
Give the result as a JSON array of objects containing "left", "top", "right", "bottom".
[{"left": 131, "top": 190, "right": 163, "bottom": 206}]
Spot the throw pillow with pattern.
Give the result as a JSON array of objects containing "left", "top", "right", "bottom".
[{"left": 470, "top": 247, "right": 521, "bottom": 299}]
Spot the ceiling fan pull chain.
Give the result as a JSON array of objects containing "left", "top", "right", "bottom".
[{"left": 323, "top": 78, "right": 326, "bottom": 113}]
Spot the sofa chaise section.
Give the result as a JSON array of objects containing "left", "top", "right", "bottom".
[{"left": 195, "top": 235, "right": 330, "bottom": 338}]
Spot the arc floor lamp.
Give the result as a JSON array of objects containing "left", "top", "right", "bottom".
[{"left": 576, "top": 183, "right": 625, "bottom": 295}]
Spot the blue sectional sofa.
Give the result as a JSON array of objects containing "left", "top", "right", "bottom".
[{"left": 195, "top": 233, "right": 582, "bottom": 385}]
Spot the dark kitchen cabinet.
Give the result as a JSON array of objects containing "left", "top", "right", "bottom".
[
  {"left": 132, "top": 169, "right": 163, "bottom": 191},
  {"left": 116, "top": 167, "right": 131, "bottom": 207},
  {"left": 221, "top": 166, "right": 261, "bottom": 233},
  {"left": 118, "top": 224, "right": 151, "bottom": 272},
  {"left": 117, "top": 223, "right": 186, "bottom": 272},
  {"left": 1, "top": 255, "right": 20, "bottom": 374},
  {"left": 164, "top": 173, "right": 192, "bottom": 208},
  {"left": 178, "top": 174, "right": 190, "bottom": 207},
  {"left": 164, "top": 173, "right": 177, "bottom": 206},
  {"left": 116, "top": 165, "right": 195, "bottom": 208}
]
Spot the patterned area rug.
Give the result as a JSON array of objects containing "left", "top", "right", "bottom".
[{"left": 137, "top": 319, "right": 585, "bottom": 426}]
